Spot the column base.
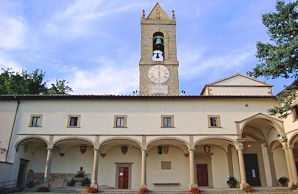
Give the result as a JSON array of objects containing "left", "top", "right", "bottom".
[
  {"left": 189, "top": 184, "right": 198, "bottom": 189},
  {"left": 240, "top": 182, "right": 248, "bottom": 190},
  {"left": 90, "top": 183, "right": 98, "bottom": 189}
]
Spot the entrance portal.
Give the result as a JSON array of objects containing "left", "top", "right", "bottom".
[
  {"left": 197, "top": 164, "right": 208, "bottom": 186},
  {"left": 244, "top": 154, "right": 261, "bottom": 186},
  {"left": 116, "top": 164, "right": 131, "bottom": 189}
]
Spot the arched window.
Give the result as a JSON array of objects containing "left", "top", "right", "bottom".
[{"left": 152, "top": 32, "right": 164, "bottom": 61}]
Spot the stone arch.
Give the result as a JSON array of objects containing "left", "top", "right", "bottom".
[
  {"left": 237, "top": 113, "right": 284, "bottom": 138},
  {"left": 194, "top": 136, "right": 237, "bottom": 149},
  {"left": 15, "top": 136, "right": 49, "bottom": 150},
  {"left": 146, "top": 136, "right": 190, "bottom": 149},
  {"left": 99, "top": 137, "right": 142, "bottom": 149},
  {"left": 53, "top": 136, "right": 95, "bottom": 147},
  {"left": 289, "top": 131, "right": 298, "bottom": 147}
]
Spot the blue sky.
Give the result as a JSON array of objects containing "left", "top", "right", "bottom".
[{"left": 0, "top": 0, "right": 292, "bottom": 95}]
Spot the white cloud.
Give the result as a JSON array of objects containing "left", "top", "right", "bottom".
[
  {"left": 0, "top": 51, "right": 22, "bottom": 71},
  {"left": 180, "top": 47, "right": 255, "bottom": 81},
  {"left": 43, "top": 1, "right": 148, "bottom": 39},
  {"left": 69, "top": 65, "right": 138, "bottom": 95},
  {"left": 0, "top": 3, "right": 26, "bottom": 49}
]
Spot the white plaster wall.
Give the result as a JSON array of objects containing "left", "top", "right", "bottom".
[
  {"left": 0, "top": 101, "right": 18, "bottom": 162},
  {"left": 272, "top": 148, "right": 288, "bottom": 180},
  {"left": 147, "top": 145, "right": 189, "bottom": 190},
  {"left": 209, "top": 87, "right": 271, "bottom": 96},
  {"left": 210, "top": 147, "right": 229, "bottom": 188},
  {"left": 284, "top": 114, "right": 298, "bottom": 135},
  {"left": 214, "top": 76, "right": 266, "bottom": 86},
  {"left": 27, "top": 145, "right": 47, "bottom": 173},
  {"left": 14, "top": 98, "right": 276, "bottom": 136},
  {"left": 98, "top": 145, "right": 141, "bottom": 189},
  {"left": 51, "top": 145, "right": 93, "bottom": 175}
]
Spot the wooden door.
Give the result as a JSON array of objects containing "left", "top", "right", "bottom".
[
  {"left": 118, "top": 167, "right": 129, "bottom": 189},
  {"left": 17, "top": 159, "right": 29, "bottom": 189},
  {"left": 197, "top": 164, "right": 208, "bottom": 186},
  {"left": 244, "top": 154, "right": 261, "bottom": 186}
]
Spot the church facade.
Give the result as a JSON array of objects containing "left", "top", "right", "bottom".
[{"left": 0, "top": 3, "right": 298, "bottom": 191}]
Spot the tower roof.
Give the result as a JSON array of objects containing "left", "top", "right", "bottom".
[{"left": 146, "top": 3, "right": 170, "bottom": 20}]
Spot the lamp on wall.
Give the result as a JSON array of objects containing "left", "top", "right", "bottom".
[{"left": 203, "top": 145, "right": 211, "bottom": 153}]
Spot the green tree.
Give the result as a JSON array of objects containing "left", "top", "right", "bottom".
[
  {"left": 0, "top": 68, "right": 72, "bottom": 95},
  {"left": 248, "top": 0, "right": 298, "bottom": 118}
]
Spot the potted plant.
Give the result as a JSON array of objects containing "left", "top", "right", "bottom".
[
  {"left": 227, "top": 176, "right": 238, "bottom": 188},
  {"left": 278, "top": 177, "right": 289, "bottom": 187},
  {"left": 188, "top": 185, "right": 200, "bottom": 194}
]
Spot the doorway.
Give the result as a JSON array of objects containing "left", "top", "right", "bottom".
[
  {"left": 116, "top": 164, "right": 131, "bottom": 189},
  {"left": 244, "top": 154, "right": 261, "bottom": 186},
  {"left": 197, "top": 164, "right": 208, "bottom": 186},
  {"left": 17, "top": 159, "right": 29, "bottom": 189}
]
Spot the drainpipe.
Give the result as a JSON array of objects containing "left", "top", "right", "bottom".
[{"left": 5, "top": 96, "right": 20, "bottom": 162}]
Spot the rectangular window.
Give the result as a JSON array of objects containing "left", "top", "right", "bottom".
[
  {"left": 161, "top": 115, "right": 174, "bottom": 128},
  {"left": 208, "top": 115, "right": 221, "bottom": 128},
  {"left": 29, "top": 115, "right": 42, "bottom": 127},
  {"left": 114, "top": 115, "right": 127, "bottom": 128},
  {"left": 157, "top": 145, "right": 163, "bottom": 154},
  {"left": 67, "top": 115, "right": 80, "bottom": 128}
]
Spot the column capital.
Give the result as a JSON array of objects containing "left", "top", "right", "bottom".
[
  {"left": 141, "top": 148, "right": 147, "bottom": 152},
  {"left": 93, "top": 148, "right": 100, "bottom": 151},
  {"left": 236, "top": 143, "right": 244, "bottom": 150},
  {"left": 188, "top": 148, "right": 195, "bottom": 152}
]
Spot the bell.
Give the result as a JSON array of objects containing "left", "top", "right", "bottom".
[{"left": 154, "top": 36, "right": 163, "bottom": 45}]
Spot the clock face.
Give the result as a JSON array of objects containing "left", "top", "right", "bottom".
[{"left": 148, "top": 65, "right": 170, "bottom": 84}]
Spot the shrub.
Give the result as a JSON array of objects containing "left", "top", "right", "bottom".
[
  {"left": 82, "top": 178, "right": 91, "bottom": 186},
  {"left": 86, "top": 187, "right": 99, "bottom": 193},
  {"left": 278, "top": 177, "right": 289, "bottom": 186},
  {"left": 37, "top": 186, "right": 49, "bottom": 192},
  {"left": 226, "top": 177, "right": 238, "bottom": 188},
  {"left": 67, "top": 179, "right": 75, "bottom": 186}
]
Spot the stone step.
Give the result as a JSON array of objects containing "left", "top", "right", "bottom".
[{"left": 16, "top": 187, "right": 297, "bottom": 194}]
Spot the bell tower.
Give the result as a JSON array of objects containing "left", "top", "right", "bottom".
[{"left": 139, "top": 3, "right": 179, "bottom": 96}]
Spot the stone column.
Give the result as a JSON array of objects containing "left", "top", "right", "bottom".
[
  {"left": 44, "top": 148, "right": 52, "bottom": 186},
  {"left": 189, "top": 148, "right": 195, "bottom": 187},
  {"left": 288, "top": 147, "right": 298, "bottom": 186},
  {"left": 267, "top": 148, "right": 278, "bottom": 186},
  {"left": 227, "top": 146, "right": 234, "bottom": 177},
  {"left": 91, "top": 148, "right": 99, "bottom": 188},
  {"left": 282, "top": 142, "right": 294, "bottom": 187},
  {"left": 141, "top": 149, "right": 147, "bottom": 186},
  {"left": 237, "top": 144, "right": 247, "bottom": 189}
]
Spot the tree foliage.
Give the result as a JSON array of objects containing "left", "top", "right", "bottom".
[
  {"left": 248, "top": 0, "right": 298, "bottom": 118},
  {"left": 0, "top": 68, "right": 72, "bottom": 95}
]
